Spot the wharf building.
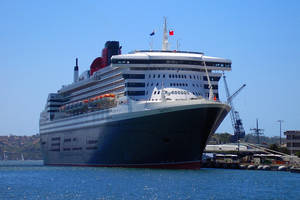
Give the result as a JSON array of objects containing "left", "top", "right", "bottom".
[{"left": 284, "top": 130, "right": 300, "bottom": 154}]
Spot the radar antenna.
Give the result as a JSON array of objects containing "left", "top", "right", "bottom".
[
  {"left": 162, "top": 17, "right": 169, "bottom": 51},
  {"left": 202, "top": 57, "right": 214, "bottom": 100},
  {"left": 250, "top": 119, "right": 264, "bottom": 144}
]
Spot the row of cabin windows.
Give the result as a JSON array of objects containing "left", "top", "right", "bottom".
[
  {"left": 130, "top": 67, "right": 206, "bottom": 72},
  {"left": 203, "top": 76, "right": 221, "bottom": 81},
  {"left": 64, "top": 138, "right": 77, "bottom": 143},
  {"left": 149, "top": 92, "right": 219, "bottom": 100},
  {"left": 146, "top": 82, "right": 197, "bottom": 87},
  {"left": 87, "top": 140, "right": 98, "bottom": 144},
  {"left": 170, "top": 83, "right": 188, "bottom": 87},
  {"left": 125, "top": 90, "right": 218, "bottom": 97},
  {"left": 170, "top": 91, "right": 190, "bottom": 95},
  {"left": 50, "top": 147, "right": 98, "bottom": 152},
  {"left": 125, "top": 91, "right": 145, "bottom": 96},
  {"left": 152, "top": 90, "right": 201, "bottom": 96},
  {"left": 125, "top": 82, "right": 145, "bottom": 87},
  {"left": 123, "top": 73, "right": 220, "bottom": 82},
  {"left": 204, "top": 84, "right": 218, "bottom": 89},
  {"left": 123, "top": 74, "right": 145, "bottom": 79},
  {"left": 113, "top": 59, "right": 231, "bottom": 68},
  {"left": 147, "top": 83, "right": 160, "bottom": 87},
  {"left": 50, "top": 149, "right": 60, "bottom": 151},
  {"left": 192, "top": 84, "right": 201, "bottom": 87},
  {"left": 149, "top": 91, "right": 202, "bottom": 101},
  {"left": 148, "top": 74, "right": 201, "bottom": 80},
  {"left": 63, "top": 147, "right": 99, "bottom": 151},
  {"left": 64, "top": 138, "right": 71, "bottom": 143},
  {"left": 63, "top": 138, "right": 98, "bottom": 144},
  {"left": 145, "top": 82, "right": 216, "bottom": 89}
]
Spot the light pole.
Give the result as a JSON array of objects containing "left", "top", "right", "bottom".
[
  {"left": 277, "top": 120, "right": 284, "bottom": 146},
  {"left": 290, "top": 132, "right": 293, "bottom": 156}
]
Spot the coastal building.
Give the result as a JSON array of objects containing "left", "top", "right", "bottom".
[{"left": 284, "top": 130, "right": 300, "bottom": 154}]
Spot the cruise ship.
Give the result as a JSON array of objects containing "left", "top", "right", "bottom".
[{"left": 39, "top": 21, "right": 231, "bottom": 169}]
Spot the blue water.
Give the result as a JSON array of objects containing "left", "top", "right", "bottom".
[{"left": 0, "top": 161, "right": 299, "bottom": 200}]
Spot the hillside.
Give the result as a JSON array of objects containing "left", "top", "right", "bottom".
[{"left": 0, "top": 134, "right": 42, "bottom": 160}]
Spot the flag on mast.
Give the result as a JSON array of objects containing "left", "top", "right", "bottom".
[
  {"left": 150, "top": 30, "right": 155, "bottom": 36},
  {"left": 169, "top": 30, "right": 174, "bottom": 36}
]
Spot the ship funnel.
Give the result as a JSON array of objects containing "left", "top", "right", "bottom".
[{"left": 74, "top": 58, "right": 79, "bottom": 83}]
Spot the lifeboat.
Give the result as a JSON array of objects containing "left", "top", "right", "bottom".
[{"left": 62, "top": 94, "right": 117, "bottom": 114}]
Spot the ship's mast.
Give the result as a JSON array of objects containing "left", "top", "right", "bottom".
[
  {"left": 202, "top": 57, "right": 214, "bottom": 100},
  {"left": 162, "top": 17, "right": 169, "bottom": 51}
]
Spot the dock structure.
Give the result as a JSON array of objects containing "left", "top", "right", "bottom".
[
  {"left": 284, "top": 130, "right": 300, "bottom": 155},
  {"left": 203, "top": 142, "right": 300, "bottom": 171}
]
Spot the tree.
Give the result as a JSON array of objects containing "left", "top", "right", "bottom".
[
  {"left": 269, "top": 144, "right": 279, "bottom": 151},
  {"left": 269, "top": 144, "right": 289, "bottom": 154}
]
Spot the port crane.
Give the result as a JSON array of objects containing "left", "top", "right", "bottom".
[{"left": 223, "top": 73, "right": 246, "bottom": 142}]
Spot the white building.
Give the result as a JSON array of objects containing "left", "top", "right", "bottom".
[{"left": 284, "top": 130, "right": 300, "bottom": 154}]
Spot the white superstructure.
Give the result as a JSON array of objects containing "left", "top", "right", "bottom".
[{"left": 40, "top": 20, "right": 231, "bottom": 137}]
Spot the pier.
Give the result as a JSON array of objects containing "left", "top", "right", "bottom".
[{"left": 203, "top": 142, "right": 300, "bottom": 172}]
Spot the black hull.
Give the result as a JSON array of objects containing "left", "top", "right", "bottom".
[{"left": 40, "top": 104, "right": 229, "bottom": 168}]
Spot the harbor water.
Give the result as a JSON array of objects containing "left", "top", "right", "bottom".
[{"left": 0, "top": 161, "right": 299, "bottom": 200}]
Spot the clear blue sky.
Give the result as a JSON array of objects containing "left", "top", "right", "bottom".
[{"left": 1, "top": 0, "right": 300, "bottom": 136}]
